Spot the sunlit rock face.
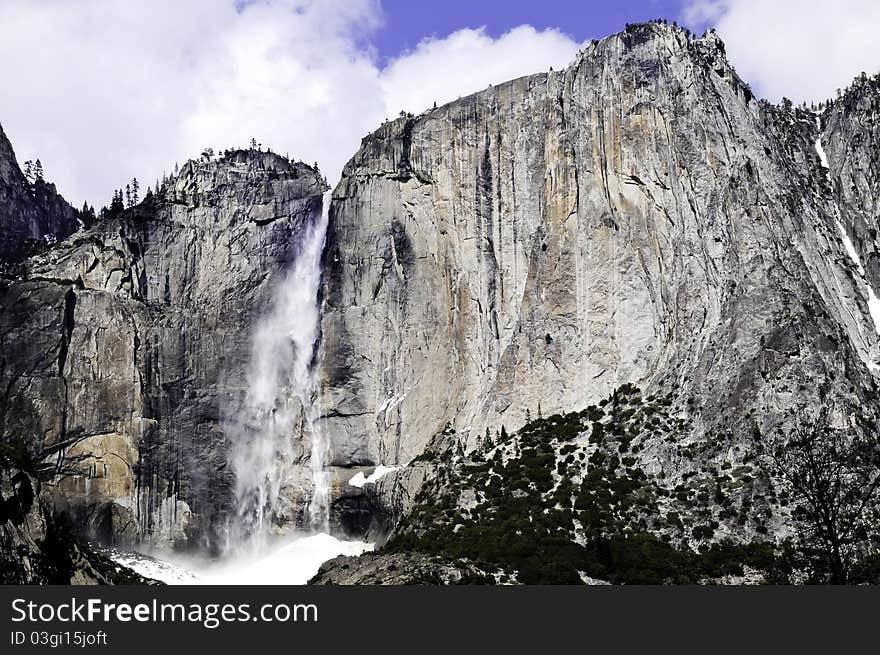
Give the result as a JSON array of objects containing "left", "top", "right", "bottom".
[
  {"left": 0, "top": 149, "right": 327, "bottom": 550},
  {"left": 318, "top": 21, "right": 879, "bottom": 485}
]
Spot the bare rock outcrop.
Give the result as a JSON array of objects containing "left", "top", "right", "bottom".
[
  {"left": 0, "top": 123, "right": 82, "bottom": 264},
  {"left": 1, "top": 149, "right": 327, "bottom": 551},
  {"left": 317, "top": 22, "right": 879, "bottom": 482}
]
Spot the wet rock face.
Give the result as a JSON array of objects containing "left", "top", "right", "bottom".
[
  {"left": 1, "top": 149, "right": 327, "bottom": 550},
  {"left": 318, "top": 22, "right": 879, "bottom": 477},
  {"left": 0, "top": 123, "right": 82, "bottom": 264}
]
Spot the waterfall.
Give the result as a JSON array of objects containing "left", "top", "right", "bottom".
[{"left": 227, "top": 190, "right": 331, "bottom": 550}]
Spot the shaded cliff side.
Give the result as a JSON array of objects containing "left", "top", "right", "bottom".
[
  {"left": 0, "top": 123, "right": 82, "bottom": 264},
  {"left": 1, "top": 149, "right": 327, "bottom": 552}
]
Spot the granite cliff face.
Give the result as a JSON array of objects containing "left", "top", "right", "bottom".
[
  {"left": 1, "top": 150, "right": 327, "bottom": 552},
  {"left": 3, "top": 20, "right": 880, "bottom": 583},
  {"left": 0, "top": 123, "right": 81, "bottom": 263},
  {"left": 312, "top": 23, "right": 880, "bottom": 583},
  {"left": 318, "top": 22, "right": 879, "bottom": 477},
  {"left": 822, "top": 76, "right": 880, "bottom": 291}
]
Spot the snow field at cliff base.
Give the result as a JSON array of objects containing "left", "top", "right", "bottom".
[{"left": 109, "top": 533, "right": 373, "bottom": 585}]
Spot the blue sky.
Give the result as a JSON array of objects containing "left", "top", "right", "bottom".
[{"left": 373, "top": 0, "right": 687, "bottom": 63}]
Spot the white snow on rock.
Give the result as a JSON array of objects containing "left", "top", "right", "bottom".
[
  {"left": 111, "top": 533, "right": 373, "bottom": 585},
  {"left": 834, "top": 220, "right": 880, "bottom": 337},
  {"left": 836, "top": 220, "right": 866, "bottom": 277},
  {"left": 107, "top": 548, "right": 200, "bottom": 584},
  {"left": 815, "top": 115, "right": 880, "bottom": 366},
  {"left": 348, "top": 464, "right": 402, "bottom": 488},
  {"left": 867, "top": 287, "right": 880, "bottom": 339},
  {"left": 814, "top": 120, "right": 831, "bottom": 172},
  {"left": 378, "top": 393, "right": 406, "bottom": 414}
]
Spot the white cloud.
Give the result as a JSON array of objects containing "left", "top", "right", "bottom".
[
  {"left": 0, "top": 0, "right": 580, "bottom": 207},
  {"left": 380, "top": 25, "right": 580, "bottom": 118},
  {"left": 683, "top": 0, "right": 880, "bottom": 104}
]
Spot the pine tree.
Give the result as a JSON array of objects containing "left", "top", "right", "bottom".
[
  {"left": 125, "top": 184, "right": 132, "bottom": 208},
  {"left": 131, "top": 178, "right": 139, "bottom": 205},
  {"left": 23, "top": 160, "right": 33, "bottom": 181},
  {"left": 500, "top": 425, "right": 508, "bottom": 441},
  {"left": 79, "top": 202, "right": 96, "bottom": 227},
  {"left": 33, "top": 159, "right": 44, "bottom": 181},
  {"left": 110, "top": 189, "right": 124, "bottom": 216},
  {"left": 250, "top": 137, "right": 257, "bottom": 150}
]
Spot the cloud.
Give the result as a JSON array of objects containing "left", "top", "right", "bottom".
[
  {"left": 380, "top": 25, "right": 580, "bottom": 118},
  {"left": 0, "top": 0, "right": 581, "bottom": 207},
  {"left": 683, "top": 0, "right": 880, "bottom": 103}
]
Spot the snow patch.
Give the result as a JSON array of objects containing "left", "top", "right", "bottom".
[
  {"left": 578, "top": 571, "right": 611, "bottom": 585},
  {"left": 836, "top": 221, "right": 866, "bottom": 276},
  {"left": 378, "top": 393, "right": 406, "bottom": 414},
  {"left": 835, "top": 220, "right": 880, "bottom": 337},
  {"left": 815, "top": 115, "right": 880, "bottom": 368},
  {"left": 348, "top": 464, "right": 402, "bottom": 488},
  {"left": 814, "top": 114, "right": 831, "bottom": 174},
  {"left": 867, "top": 286, "right": 880, "bottom": 337},
  {"left": 107, "top": 548, "right": 199, "bottom": 584},
  {"left": 110, "top": 533, "right": 372, "bottom": 585}
]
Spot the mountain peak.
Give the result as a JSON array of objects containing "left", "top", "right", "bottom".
[
  {"left": 0, "top": 122, "right": 80, "bottom": 263},
  {"left": 141, "top": 148, "right": 328, "bottom": 211}
]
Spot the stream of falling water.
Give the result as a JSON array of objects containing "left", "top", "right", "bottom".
[
  {"left": 109, "top": 190, "right": 373, "bottom": 583},
  {"left": 227, "top": 190, "right": 331, "bottom": 551}
]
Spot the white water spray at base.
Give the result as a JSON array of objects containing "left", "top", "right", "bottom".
[{"left": 227, "top": 190, "right": 332, "bottom": 550}]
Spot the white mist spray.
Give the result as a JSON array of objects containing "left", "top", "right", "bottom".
[{"left": 228, "top": 190, "right": 332, "bottom": 551}]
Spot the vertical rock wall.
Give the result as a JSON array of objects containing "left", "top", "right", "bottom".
[{"left": 318, "top": 23, "right": 879, "bottom": 478}]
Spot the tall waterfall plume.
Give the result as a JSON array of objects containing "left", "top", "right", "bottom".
[{"left": 227, "top": 190, "right": 331, "bottom": 550}]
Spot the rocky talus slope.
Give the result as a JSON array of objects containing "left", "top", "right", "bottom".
[
  {"left": 1, "top": 149, "right": 327, "bottom": 558},
  {"left": 314, "top": 22, "right": 880, "bottom": 583}
]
